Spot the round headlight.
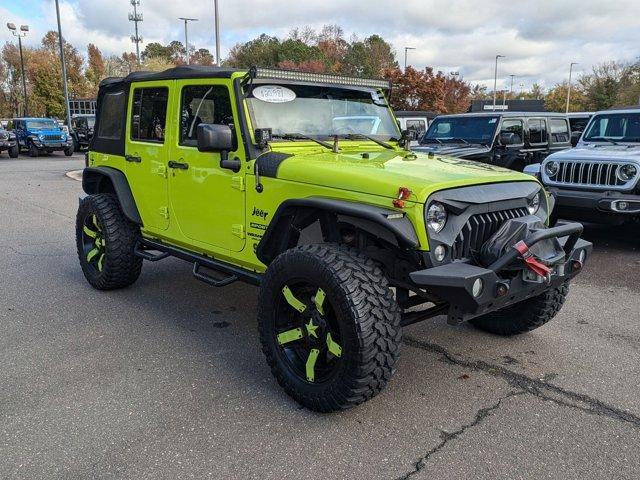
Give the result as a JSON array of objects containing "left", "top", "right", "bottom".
[
  {"left": 617, "top": 164, "right": 637, "bottom": 182},
  {"left": 544, "top": 161, "right": 559, "bottom": 177},
  {"left": 427, "top": 202, "right": 447, "bottom": 233},
  {"left": 527, "top": 192, "right": 541, "bottom": 215}
]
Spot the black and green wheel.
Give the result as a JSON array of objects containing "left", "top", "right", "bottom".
[
  {"left": 258, "top": 244, "right": 402, "bottom": 412},
  {"left": 76, "top": 193, "right": 143, "bottom": 290}
]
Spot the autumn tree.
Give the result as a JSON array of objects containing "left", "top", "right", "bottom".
[
  {"left": 442, "top": 74, "right": 471, "bottom": 113},
  {"left": 86, "top": 44, "right": 106, "bottom": 95},
  {"left": 544, "top": 82, "right": 586, "bottom": 112},
  {"left": 383, "top": 66, "right": 446, "bottom": 112}
]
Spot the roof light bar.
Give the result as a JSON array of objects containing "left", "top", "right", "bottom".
[{"left": 249, "top": 66, "right": 391, "bottom": 90}]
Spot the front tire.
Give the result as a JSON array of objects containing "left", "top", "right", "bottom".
[
  {"left": 258, "top": 244, "right": 402, "bottom": 412},
  {"left": 8, "top": 145, "right": 19, "bottom": 158},
  {"left": 28, "top": 142, "right": 39, "bottom": 157},
  {"left": 470, "top": 282, "right": 569, "bottom": 336},
  {"left": 76, "top": 193, "right": 143, "bottom": 290},
  {"left": 64, "top": 146, "right": 74, "bottom": 156}
]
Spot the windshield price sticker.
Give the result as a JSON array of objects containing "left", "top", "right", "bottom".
[{"left": 253, "top": 85, "right": 297, "bottom": 103}]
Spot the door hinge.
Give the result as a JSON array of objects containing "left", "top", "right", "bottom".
[
  {"left": 156, "top": 165, "right": 167, "bottom": 178},
  {"left": 231, "top": 176, "right": 245, "bottom": 191},
  {"left": 159, "top": 206, "right": 169, "bottom": 219},
  {"left": 231, "top": 224, "right": 245, "bottom": 239}
]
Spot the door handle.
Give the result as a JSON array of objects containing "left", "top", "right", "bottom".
[
  {"left": 168, "top": 160, "right": 189, "bottom": 170},
  {"left": 125, "top": 154, "right": 141, "bottom": 163}
]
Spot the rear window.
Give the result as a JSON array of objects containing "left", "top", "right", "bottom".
[
  {"left": 550, "top": 118, "right": 570, "bottom": 143},
  {"left": 528, "top": 119, "right": 547, "bottom": 144},
  {"left": 97, "top": 92, "right": 126, "bottom": 140}
]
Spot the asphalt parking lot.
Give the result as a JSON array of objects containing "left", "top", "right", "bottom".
[{"left": 1, "top": 153, "right": 639, "bottom": 480}]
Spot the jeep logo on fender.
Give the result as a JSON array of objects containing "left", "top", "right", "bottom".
[{"left": 252, "top": 207, "right": 269, "bottom": 220}]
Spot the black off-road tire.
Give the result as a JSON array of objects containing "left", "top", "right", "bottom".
[
  {"left": 8, "top": 144, "right": 19, "bottom": 158},
  {"left": 258, "top": 244, "right": 402, "bottom": 412},
  {"left": 28, "top": 142, "right": 39, "bottom": 157},
  {"left": 76, "top": 193, "right": 143, "bottom": 290},
  {"left": 64, "top": 146, "right": 74, "bottom": 156},
  {"left": 470, "top": 282, "right": 569, "bottom": 336}
]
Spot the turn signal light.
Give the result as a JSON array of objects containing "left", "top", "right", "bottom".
[{"left": 393, "top": 187, "right": 411, "bottom": 208}]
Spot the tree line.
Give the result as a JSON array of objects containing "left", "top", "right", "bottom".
[{"left": 1, "top": 24, "right": 638, "bottom": 119}]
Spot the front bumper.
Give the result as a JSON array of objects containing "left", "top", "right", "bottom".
[
  {"left": 551, "top": 187, "right": 640, "bottom": 215},
  {"left": 0, "top": 140, "right": 17, "bottom": 151},
  {"left": 410, "top": 223, "right": 592, "bottom": 324}
]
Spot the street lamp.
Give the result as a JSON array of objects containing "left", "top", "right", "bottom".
[
  {"left": 179, "top": 17, "right": 198, "bottom": 65},
  {"left": 566, "top": 62, "right": 578, "bottom": 113},
  {"left": 509, "top": 74, "right": 516, "bottom": 97},
  {"left": 54, "top": 0, "right": 72, "bottom": 131},
  {"left": 7, "top": 22, "right": 29, "bottom": 116},
  {"left": 492, "top": 54, "right": 505, "bottom": 111},
  {"left": 404, "top": 47, "right": 416, "bottom": 71},
  {"left": 214, "top": 0, "right": 220, "bottom": 65}
]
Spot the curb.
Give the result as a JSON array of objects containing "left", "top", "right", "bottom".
[{"left": 66, "top": 170, "right": 82, "bottom": 181}]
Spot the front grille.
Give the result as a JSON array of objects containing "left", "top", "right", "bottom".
[
  {"left": 43, "top": 134, "right": 63, "bottom": 142},
  {"left": 451, "top": 207, "right": 529, "bottom": 260},
  {"left": 552, "top": 160, "right": 626, "bottom": 187}
]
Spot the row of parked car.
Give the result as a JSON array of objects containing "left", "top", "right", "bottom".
[
  {"left": 0, "top": 114, "right": 94, "bottom": 158},
  {"left": 412, "top": 107, "right": 640, "bottom": 226}
]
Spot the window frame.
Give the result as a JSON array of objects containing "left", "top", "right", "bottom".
[
  {"left": 527, "top": 118, "right": 548, "bottom": 146},
  {"left": 498, "top": 118, "right": 524, "bottom": 147},
  {"left": 178, "top": 83, "right": 234, "bottom": 148},
  {"left": 549, "top": 118, "right": 570, "bottom": 144},
  {"left": 97, "top": 91, "right": 127, "bottom": 141},
  {"left": 129, "top": 86, "right": 170, "bottom": 145}
]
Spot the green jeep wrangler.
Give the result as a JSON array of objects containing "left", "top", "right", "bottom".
[{"left": 77, "top": 66, "right": 592, "bottom": 412}]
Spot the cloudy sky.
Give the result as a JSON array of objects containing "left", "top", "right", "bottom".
[{"left": 2, "top": 0, "right": 639, "bottom": 90}]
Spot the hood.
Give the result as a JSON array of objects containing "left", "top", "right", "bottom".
[
  {"left": 272, "top": 148, "right": 532, "bottom": 203},
  {"left": 547, "top": 143, "right": 640, "bottom": 163},
  {"left": 412, "top": 143, "right": 492, "bottom": 159}
]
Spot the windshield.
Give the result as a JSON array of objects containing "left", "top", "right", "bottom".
[
  {"left": 246, "top": 84, "right": 400, "bottom": 140},
  {"left": 421, "top": 116, "right": 499, "bottom": 144},
  {"left": 26, "top": 119, "right": 60, "bottom": 130},
  {"left": 583, "top": 112, "right": 640, "bottom": 142}
]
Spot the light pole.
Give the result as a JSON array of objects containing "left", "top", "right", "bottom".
[
  {"left": 54, "top": 0, "right": 72, "bottom": 129},
  {"left": 179, "top": 17, "right": 198, "bottom": 65},
  {"left": 492, "top": 54, "right": 505, "bottom": 111},
  {"left": 404, "top": 47, "right": 416, "bottom": 71},
  {"left": 214, "top": 0, "right": 220, "bottom": 65},
  {"left": 6, "top": 23, "right": 29, "bottom": 116},
  {"left": 129, "top": 1, "right": 143, "bottom": 65},
  {"left": 509, "top": 74, "right": 516, "bottom": 97},
  {"left": 566, "top": 62, "right": 578, "bottom": 113}
]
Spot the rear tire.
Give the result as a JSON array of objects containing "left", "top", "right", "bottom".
[
  {"left": 470, "top": 282, "right": 569, "bottom": 336},
  {"left": 76, "top": 193, "right": 143, "bottom": 290},
  {"left": 8, "top": 145, "right": 19, "bottom": 158},
  {"left": 258, "top": 244, "right": 402, "bottom": 412}
]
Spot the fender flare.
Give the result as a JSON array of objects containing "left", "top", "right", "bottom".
[
  {"left": 82, "top": 166, "right": 142, "bottom": 225},
  {"left": 256, "top": 198, "right": 419, "bottom": 265}
]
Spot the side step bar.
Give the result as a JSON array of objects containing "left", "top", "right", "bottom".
[{"left": 135, "top": 238, "right": 262, "bottom": 286}]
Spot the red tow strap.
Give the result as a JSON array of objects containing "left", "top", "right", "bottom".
[{"left": 514, "top": 241, "right": 551, "bottom": 278}]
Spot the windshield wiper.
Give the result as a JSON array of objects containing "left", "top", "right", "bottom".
[
  {"left": 588, "top": 136, "right": 619, "bottom": 145},
  {"left": 342, "top": 133, "right": 395, "bottom": 150},
  {"left": 422, "top": 138, "right": 443, "bottom": 144},
  {"left": 449, "top": 137, "right": 470, "bottom": 145},
  {"left": 275, "top": 133, "right": 333, "bottom": 150}
]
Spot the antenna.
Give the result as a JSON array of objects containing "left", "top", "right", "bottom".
[{"left": 128, "top": 0, "right": 143, "bottom": 64}]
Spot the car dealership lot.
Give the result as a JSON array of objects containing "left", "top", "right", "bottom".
[{"left": 1, "top": 155, "right": 639, "bottom": 479}]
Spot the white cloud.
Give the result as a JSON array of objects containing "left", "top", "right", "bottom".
[{"left": 5, "top": 0, "right": 640, "bottom": 90}]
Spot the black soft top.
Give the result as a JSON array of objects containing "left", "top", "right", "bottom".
[{"left": 99, "top": 65, "right": 242, "bottom": 87}]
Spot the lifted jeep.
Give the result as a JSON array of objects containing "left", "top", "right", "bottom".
[{"left": 77, "top": 66, "right": 592, "bottom": 412}]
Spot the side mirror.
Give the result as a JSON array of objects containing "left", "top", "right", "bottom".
[
  {"left": 197, "top": 123, "right": 240, "bottom": 172},
  {"left": 499, "top": 131, "right": 520, "bottom": 145},
  {"left": 400, "top": 129, "right": 418, "bottom": 149},
  {"left": 570, "top": 131, "right": 581, "bottom": 147}
]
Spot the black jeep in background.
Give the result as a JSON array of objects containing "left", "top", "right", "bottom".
[
  {"left": 68, "top": 114, "right": 95, "bottom": 152},
  {"left": 414, "top": 112, "right": 572, "bottom": 171}
]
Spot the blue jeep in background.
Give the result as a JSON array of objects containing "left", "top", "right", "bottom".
[{"left": 10, "top": 117, "right": 74, "bottom": 157}]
